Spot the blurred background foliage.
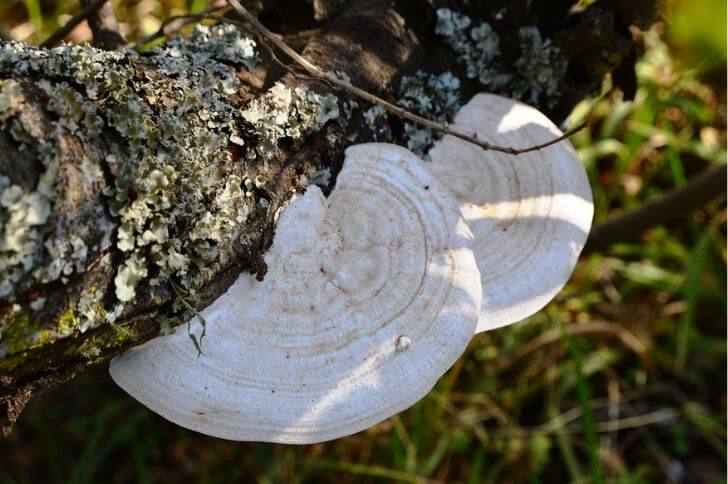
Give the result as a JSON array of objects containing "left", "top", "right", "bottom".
[{"left": 0, "top": 0, "right": 726, "bottom": 482}]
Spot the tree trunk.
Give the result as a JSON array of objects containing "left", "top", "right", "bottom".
[{"left": 0, "top": 0, "right": 655, "bottom": 435}]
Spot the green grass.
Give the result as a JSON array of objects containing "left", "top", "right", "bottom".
[{"left": 0, "top": 1, "right": 725, "bottom": 483}]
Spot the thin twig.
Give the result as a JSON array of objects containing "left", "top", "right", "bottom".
[
  {"left": 123, "top": 1, "right": 229, "bottom": 50},
  {"left": 225, "top": 0, "right": 584, "bottom": 155},
  {"left": 585, "top": 163, "right": 727, "bottom": 253},
  {"left": 40, "top": 0, "right": 110, "bottom": 48},
  {"left": 81, "top": 0, "right": 125, "bottom": 49}
]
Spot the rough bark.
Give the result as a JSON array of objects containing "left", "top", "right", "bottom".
[{"left": 0, "top": 0, "right": 656, "bottom": 435}]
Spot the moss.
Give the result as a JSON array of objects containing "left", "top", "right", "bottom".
[
  {"left": 0, "top": 351, "right": 29, "bottom": 371},
  {"left": 57, "top": 308, "right": 80, "bottom": 336},
  {"left": 72, "top": 322, "right": 137, "bottom": 362},
  {"left": 0, "top": 307, "right": 54, "bottom": 361}
]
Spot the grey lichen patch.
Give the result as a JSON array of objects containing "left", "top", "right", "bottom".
[
  {"left": 511, "top": 27, "right": 566, "bottom": 106},
  {"left": 0, "top": 78, "right": 58, "bottom": 300},
  {"left": 185, "top": 24, "right": 258, "bottom": 70},
  {"left": 435, "top": 8, "right": 567, "bottom": 107},
  {"left": 435, "top": 9, "right": 507, "bottom": 89},
  {"left": 300, "top": 167, "right": 332, "bottom": 190},
  {"left": 241, "top": 82, "right": 340, "bottom": 155},
  {"left": 396, "top": 71, "right": 461, "bottom": 155},
  {"left": 363, "top": 105, "right": 391, "bottom": 142},
  {"left": 0, "top": 79, "right": 22, "bottom": 120},
  {"left": 0, "top": 27, "right": 259, "bottom": 313},
  {"left": 38, "top": 81, "right": 104, "bottom": 137}
]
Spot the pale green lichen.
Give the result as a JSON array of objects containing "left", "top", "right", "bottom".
[
  {"left": 0, "top": 79, "right": 22, "bottom": 120},
  {"left": 0, "top": 165, "right": 55, "bottom": 298},
  {"left": 242, "top": 82, "right": 339, "bottom": 153},
  {"left": 0, "top": 23, "right": 341, "bottom": 352},
  {"left": 396, "top": 71, "right": 461, "bottom": 154},
  {"left": 511, "top": 26, "right": 566, "bottom": 105},
  {"left": 435, "top": 8, "right": 566, "bottom": 107},
  {"left": 0, "top": 80, "right": 61, "bottom": 300},
  {"left": 435, "top": 9, "right": 507, "bottom": 88}
]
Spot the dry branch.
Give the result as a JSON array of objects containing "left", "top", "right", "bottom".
[
  {"left": 40, "top": 0, "right": 110, "bottom": 48},
  {"left": 585, "top": 163, "right": 727, "bottom": 253}
]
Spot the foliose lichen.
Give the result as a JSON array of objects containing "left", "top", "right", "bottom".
[
  {"left": 435, "top": 9, "right": 508, "bottom": 90},
  {"left": 241, "top": 82, "right": 339, "bottom": 154},
  {"left": 435, "top": 8, "right": 567, "bottom": 107},
  {"left": 0, "top": 79, "right": 59, "bottom": 300},
  {"left": 0, "top": 23, "right": 341, "bottom": 356},
  {"left": 396, "top": 71, "right": 461, "bottom": 155}
]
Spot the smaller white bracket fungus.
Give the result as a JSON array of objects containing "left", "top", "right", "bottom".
[
  {"left": 428, "top": 93, "right": 594, "bottom": 333},
  {"left": 110, "top": 143, "right": 481, "bottom": 443}
]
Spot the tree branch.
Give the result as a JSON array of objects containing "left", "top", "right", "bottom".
[
  {"left": 124, "top": 1, "right": 229, "bottom": 51},
  {"left": 0, "top": 0, "right": 422, "bottom": 435},
  {"left": 39, "top": 0, "right": 110, "bottom": 48},
  {"left": 80, "top": 0, "right": 126, "bottom": 50},
  {"left": 584, "top": 164, "right": 727, "bottom": 253},
  {"left": 225, "top": 0, "right": 586, "bottom": 156}
]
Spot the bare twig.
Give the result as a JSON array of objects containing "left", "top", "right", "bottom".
[
  {"left": 225, "top": 0, "right": 584, "bottom": 155},
  {"left": 123, "top": 1, "right": 229, "bottom": 50},
  {"left": 40, "top": 0, "right": 110, "bottom": 48},
  {"left": 80, "top": 0, "right": 125, "bottom": 49},
  {"left": 585, "top": 163, "right": 727, "bottom": 253}
]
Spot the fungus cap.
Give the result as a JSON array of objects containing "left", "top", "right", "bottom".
[
  {"left": 110, "top": 143, "right": 481, "bottom": 443},
  {"left": 428, "top": 93, "right": 593, "bottom": 333}
]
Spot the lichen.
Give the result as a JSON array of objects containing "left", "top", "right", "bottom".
[
  {"left": 57, "top": 307, "right": 80, "bottom": 336},
  {"left": 241, "top": 82, "right": 339, "bottom": 154},
  {"left": 511, "top": 27, "right": 567, "bottom": 105},
  {"left": 363, "top": 105, "right": 389, "bottom": 140},
  {"left": 396, "top": 71, "right": 462, "bottom": 155},
  {"left": 0, "top": 23, "right": 341, "bottom": 355},
  {"left": 0, "top": 79, "right": 23, "bottom": 120},
  {"left": 435, "top": 8, "right": 567, "bottom": 107},
  {"left": 435, "top": 9, "right": 508, "bottom": 90},
  {"left": 0, "top": 134, "right": 57, "bottom": 299}
]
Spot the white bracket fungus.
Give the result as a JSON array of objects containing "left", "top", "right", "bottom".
[
  {"left": 428, "top": 93, "right": 594, "bottom": 333},
  {"left": 110, "top": 143, "right": 481, "bottom": 443}
]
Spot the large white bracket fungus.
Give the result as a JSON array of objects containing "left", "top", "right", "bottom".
[
  {"left": 110, "top": 143, "right": 481, "bottom": 443},
  {"left": 429, "top": 93, "right": 594, "bottom": 333}
]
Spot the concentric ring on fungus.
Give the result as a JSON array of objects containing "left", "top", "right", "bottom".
[
  {"left": 110, "top": 143, "right": 481, "bottom": 443},
  {"left": 428, "top": 93, "right": 594, "bottom": 333}
]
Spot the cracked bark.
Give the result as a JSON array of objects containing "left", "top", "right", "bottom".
[{"left": 0, "top": 0, "right": 655, "bottom": 435}]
